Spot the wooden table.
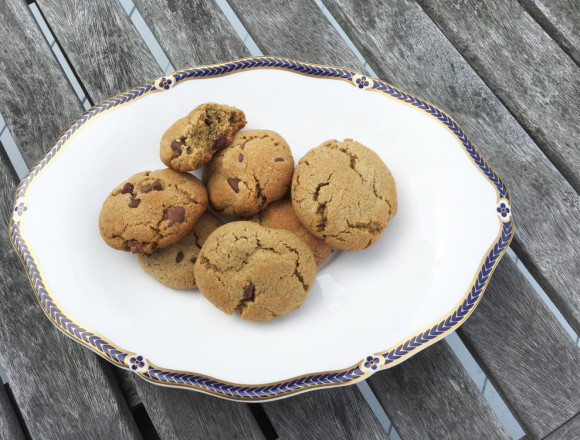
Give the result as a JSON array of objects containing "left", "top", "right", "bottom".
[{"left": 0, "top": 1, "right": 578, "bottom": 438}]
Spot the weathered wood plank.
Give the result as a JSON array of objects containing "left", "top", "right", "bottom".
[
  {"left": 262, "top": 385, "right": 389, "bottom": 439},
  {"left": 416, "top": 0, "right": 580, "bottom": 194},
  {"left": 0, "top": 382, "right": 25, "bottom": 440},
  {"left": 0, "top": 0, "right": 82, "bottom": 165},
  {"left": 518, "top": 0, "right": 580, "bottom": 66},
  {"left": 228, "top": 0, "right": 368, "bottom": 73},
  {"left": 542, "top": 412, "right": 580, "bottom": 440},
  {"left": 458, "top": 257, "right": 580, "bottom": 438},
  {"left": 0, "top": 2, "right": 142, "bottom": 438},
  {"left": 36, "top": 0, "right": 162, "bottom": 103},
  {"left": 129, "top": 378, "right": 263, "bottom": 439},
  {"left": 132, "top": 0, "right": 250, "bottom": 69},
  {"left": 367, "top": 341, "right": 510, "bottom": 439},
  {"left": 324, "top": 0, "right": 580, "bottom": 340}
]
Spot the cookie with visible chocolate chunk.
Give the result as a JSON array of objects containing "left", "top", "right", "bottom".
[
  {"left": 194, "top": 221, "right": 316, "bottom": 321},
  {"left": 252, "top": 199, "right": 332, "bottom": 265},
  {"left": 137, "top": 212, "right": 221, "bottom": 289},
  {"left": 292, "top": 139, "right": 397, "bottom": 251},
  {"left": 160, "top": 102, "right": 246, "bottom": 172},
  {"left": 203, "top": 130, "right": 294, "bottom": 217},
  {"left": 99, "top": 169, "right": 208, "bottom": 254}
]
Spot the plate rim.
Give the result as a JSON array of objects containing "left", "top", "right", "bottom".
[{"left": 9, "top": 56, "right": 514, "bottom": 401}]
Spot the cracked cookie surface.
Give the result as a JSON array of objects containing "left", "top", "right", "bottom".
[
  {"left": 137, "top": 212, "right": 221, "bottom": 289},
  {"left": 194, "top": 221, "right": 316, "bottom": 321},
  {"left": 160, "top": 102, "right": 246, "bottom": 172},
  {"left": 99, "top": 168, "right": 208, "bottom": 254},
  {"left": 203, "top": 130, "right": 294, "bottom": 217},
  {"left": 292, "top": 139, "right": 397, "bottom": 251},
  {"left": 252, "top": 199, "right": 333, "bottom": 265}
]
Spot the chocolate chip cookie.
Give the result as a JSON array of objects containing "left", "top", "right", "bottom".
[
  {"left": 203, "top": 130, "right": 294, "bottom": 217},
  {"left": 99, "top": 169, "right": 208, "bottom": 254},
  {"left": 160, "top": 102, "right": 246, "bottom": 172},
  {"left": 137, "top": 212, "right": 222, "bottom": 289},
  {"left": 292, "top": 139, "right": 397, "bottom": 251},
  {"left": 194, "top": 221, "right": 316, "bottom": 321},
  {"left": 252, "top": 199, "right": 332, "bottom": 265}
]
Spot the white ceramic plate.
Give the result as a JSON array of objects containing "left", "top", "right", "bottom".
[{"left": 10, "top": 57, "right": 513, "bottom": 401}]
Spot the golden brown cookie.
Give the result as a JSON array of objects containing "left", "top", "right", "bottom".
[
  {"left": 99, "top": 169, "right": 208, "bottom": 254},
  {"left": 203, "top": 130, "right": 294, "bottom": 217},
  {"left": 137, "top": 212, "right": 222, "bottom": 289},
  {"left": 292, "top": 139, "right": 397, "bottom": 251},
  {"left": 252, "top": 199, "right": 332, "bottom": 265},
  {"left": 194, "top": 221, "right": 316, "bottom": 321},
  {"left": 160, "top": 103, "right": 246, "bottom": 172}
]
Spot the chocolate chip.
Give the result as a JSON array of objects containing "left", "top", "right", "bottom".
[
  {"left": 128, "top": 240, "right": 144, "bottom": 253},
  {"left": 140, "top": 181, "right": 162, "bottom": 193},
  {"left": 176, "top": 251, "right": 184, "bottom": 263},
  {"left": 274, "top": 157, "right": 284, "bottom": 162},
  {"left": 164, "top": 206, "right": 185, "bottom": 223},
  {"left": 128, "top": 196, "right": 140, "bottom": 208},
  {"left": 243, "top": 284, "right": 255, "bottom": 300},
  {"left": 212, "top": 133, "right": 227, "bottom": 150},
  {"left": 204, "top": 117, "right": 212, "bottom": 126},
  {"left": 121, "top": 183, "right": 134, "bottom": 194},
  {"left": 227, "top": 178, "right": 240, "bottom": 193},
  {"left": 191, "top": 256, "right": 197, "bottom": 264},
  {"left": 238, "top": 153, "right": 243, "bottom": 162},
  {"left": 240, "top": 141, "right": 247, "bottom": 150},
  {"left": 171, "top": 136, "right": 186, "bottom": 154}
]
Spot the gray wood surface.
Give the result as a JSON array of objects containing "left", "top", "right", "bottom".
[
  {"left": 129, "top": 378, "right": 264, "bottom": 439},
  {"left": 262, "top": 385, "right": 389, "bottom": 439},
  {"left": 416, "top": 0, "right": 580, "bottom": 194},
  {"left": 367, "top": 341, "right": 510, "bottom": 439},
  {"left": 518, "top": 0, "right": 580, "bottom": 66},
  {"left": 36, "top": 0, "right": 162, "bottom": 103},
  {"left": 228, "top": 0, "right": 368, "bottom": 73},
  {"left": 324, "top": 0, "right": 580, "bottom": 336},
  {"left": 458, "top": 257, "right": 580, "bottom": 438},
  {"left": 543, "top": 412, "right": 580, "bottom": 440},
  {"left": 133, "top": 0, "right": 250, "bottom": 69},
  {"left": 0, "top": 0, "right": 82, "bottom": 166},
  {"left": 0, "top": 2, "right": 142, "bottom": 438},
  {"left": 0, "top": 382, "right": 25, "bottom": 440}
]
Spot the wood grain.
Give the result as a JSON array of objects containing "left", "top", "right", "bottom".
[
  {"left": 416, "top": 0, "right": 580, "bottom": 194},
  {"left": 543, "top": 412, "right": 580, "bottom": 440},
  {"left": 262, "top": 385, "right": 389, "bottom": 439},
  {"left": 132, "top": 0, "right": 250, "bottom": 69},
  {"left": 228, "top": 0, "right": 368, "bottom": 73},
  {"left": 367, "top": 341, "right": 510, "bottom": 439},
  {"left": 129, "top": 379, "right": 264, "bottom": 439},
  {"left": 323, "top": 0, "right": 580, "bottom": 338},
  {"left": 0, "top": 382, "right": 25, "bottom": 440},
  {"left": 518, "top": 0, "right": 580, "bottom": 66},
  {"left": 458, "top": 257, "right": 580, "bottom": 438},
  {"left": 0, "top": 2, "right": 143, "bottom": 438},
  {"left": 0, "top": 0, "right": 83, "bottom": 166},
  {"left": 36, "top": 0, "right": 162, "bottom": 103}
]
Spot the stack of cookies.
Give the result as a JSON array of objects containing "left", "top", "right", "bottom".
[{"left": 99, "top": 102, "right": 397, "bottom": 321}]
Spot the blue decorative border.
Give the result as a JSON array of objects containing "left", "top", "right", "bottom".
[{"left": 10, "top": 57, "right": 513, "bottom": 401}]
